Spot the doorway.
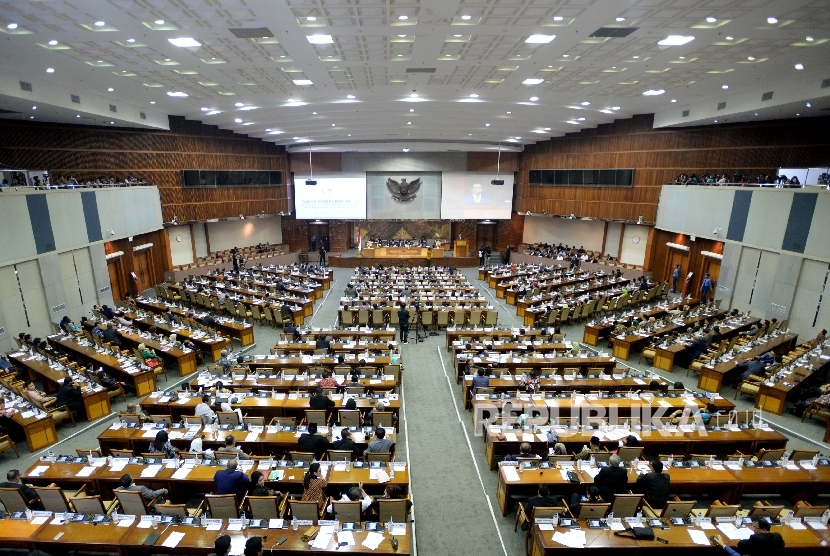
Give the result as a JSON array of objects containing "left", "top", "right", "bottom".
[
  {"left": 476, "top": 222, "right": 497, "bottom": 251},
  {"left": 308, "top": 222, "right": 330, "bottom": 252},
  {"left": 702, "top": 258, "right": 721, "bottom": 296},
  {"left": 107, "top": 259, "right": 123, "bottom": 301},
  {"left": 133, "top": 250, "right": 152, "bottom": 295}
]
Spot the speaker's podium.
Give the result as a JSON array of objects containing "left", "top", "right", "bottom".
[{"left": 454, "top": 240, "right": 469, "bottom": 258}]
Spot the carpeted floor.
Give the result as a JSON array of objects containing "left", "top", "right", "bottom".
[{"left": 3, "top": 262, "right": 829, "bottom": 556}]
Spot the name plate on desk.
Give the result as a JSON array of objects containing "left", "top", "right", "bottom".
[{"left": 296, "top": 519, "right": 314, "bottom": 526}]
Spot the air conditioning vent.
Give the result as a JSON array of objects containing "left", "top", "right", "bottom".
[
  {"left": 761, "top": 91, "right": 774, "bottom": 101},
  {"left": 71, "top": 94, "right": 80, "bottom": 104},
  {"left": 51, "top": 303, "right": 66, "bottom": 313},
  {"left": 99, "top": 286, "right": 110, "bottom": 294},
  {"left": 109, "top": 104, "right": 117, "bottom": 112},
  {"left": 140, "top": 112, "right": 147, "bottom": 120},
  {"left": 229, "top": 27, "right": 273, "bottom": 39},
  {"left": 589, "top": 27, "right": 639, "bottom": 38},
  {"left": 19, "top": 81, "right": 32, "bottom": 92},
  {"left": 682, "top": 110, "right": 690, "bottom": 117},
  {"left": 406, "top": 68, "right": 436, "bottom": 73},
  {"left": 717, "top": 101, "right": 726, "bottom": 111},
  {"left": 821, "top": 78, "right": 830, "bottom": 89}
]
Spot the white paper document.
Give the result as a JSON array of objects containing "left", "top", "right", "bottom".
[
  {"left": 717, "top": 523, "right": 753, "bottom": 540},
  {"left": 688, "top": 529, "right": 711, "bottom": 545},
  {"left": 552, "top": 530, "right": 586, "bottom": 548},
  {"left": 162, "top": 532, "right": 185, "bottom": 548},
  {"left": 77, "top": 466, "right": 96, "bottom": 477},
  {"left": 502, "top": 466, "right": 520, "bottom": 481},
  {"left": 362, "top": 532, "right": 385, "bottom": 550},
  {"left": 171, "top": 467, "right": 191, "bottom": 479},
  {"left": 311, "top": 533, "right": 332, "bottom": 549},
  {"left": 336, "top": 531, "right": 355, "bottom": 545},
  {"left": 141, "top": 464, "right": 163, "bottom": 477}
]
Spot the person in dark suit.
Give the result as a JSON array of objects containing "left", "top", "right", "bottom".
[
  {"left": 734, "top": 357, "right": 767, "bottom": 388},
  {"left": 309, "top": 387, "right": 335, "bottom": 411},
  {"left": 397, "top": 304, "right": 410, "bottom": 343},
  {"left": 214, "top": 459, "right": 250, "bottom": 503},
  {"left": 315, "top": 335, "right": 331, "bottom": 350},
  {"left": 0, "top": 469, "right": 45, "bottom": 510},
  {"left": 101, "top": 323, "right": 122, "bottom": 346},
  {"left": 594, "top": 454, "right": 629, "bottom": 503},
  {"left": 471, "top": 367, "right": 490, "bottom": 394},
  {"left": 298, "top": 422, "right": 330, "bottom": 460},
  {"left": 207, "top": 535, "right": 231, "bottom": 556},
  {"left": 462, "top": 182, "right": 493, "bottom": 206},
  {"left": 635, "top": 459, "right": 670, "bottom": 512},
  {"left": 712, "top": 518, "right": 784, "bottom": 555},
  {"left": 331, "top": 429, "right": 361, "bottom": 460},
  {"left": 55, "top": 377, "right": 85, "bottom": 417},
  {"left": 521, "top": 484, "right": 562, "bottom": 530}
]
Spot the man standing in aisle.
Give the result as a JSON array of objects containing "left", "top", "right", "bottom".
[
  {"left": 397, "top": 303, "right": 410, "bottom": 344},
  {"left": 672, "top": 264, "right": 680, "bottom": 293},
  {"left": 700, "top": 273, "right": 713, "bottom": 302},
  {"left": 319, "top": 245, "right": 327, "bottom": 266}
]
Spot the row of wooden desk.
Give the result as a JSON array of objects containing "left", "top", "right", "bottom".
[
  {"left": 697, "top": 332, "right": 800, "bottom": 393},
  {"left": 136, "top": 299, "right": 255, "bottom": 347},
  {"left": 610, "top": 308, "right": 727, "bottom": 361},
  {"left": 581, "top": 299, "right": 701, "bottom": 347},
  {"left": 446, "top": 327, "right": 547, "bottom": 351},
  {"left": 497, "top": 457, "right": 830, "bottom": 516},
  {"left": 454, "top": 353, "right": 617, "bottom": 383},
  {"left": 97, "top": 422, "right": 397, "bottom": 459},
  {"left": 0, "top": 515, "right": 410, "bottom": 555},
  {"left": 650, "top": 316, "right": 761, "bottom": 372}
]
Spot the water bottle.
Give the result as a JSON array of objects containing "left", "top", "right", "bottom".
[
  {"left": 25, "top": 509, "right": 33, "bottom": 521},
  {"left": 48, "top": 449, "right": 54, "bottom": 462},
  {"left": 813, "top": 454, "right": 820, "bottom": 467},
  {"left": 292, "top": 516, "right": 298, "bottom": 531},
  {"left": 389, "top": 466, "right": 395, "bottom": 479},
  {"left": 822, "top": 509, "right": 830, "bottom": 525},
  {"left": 552, "top": 512, "right": 560, "bottom": 527},
  {"left": 88, "top": 453, "right": 93, "bottom": 465},
  {"left": 241, "top": 511, "right": 247, "bottom": 528},
  {"left": 386, "top": 517, "right": 393, "bottom": 532},
  {"left": 113, "top": 511, "right": 120, "bottom": 524},
  {"left": 735, "top": 514, "right": 742, "bottom": 528}
]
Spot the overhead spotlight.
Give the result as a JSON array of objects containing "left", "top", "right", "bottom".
[{"left": 402, "top": 148, "right": 410, "bottom": 152}]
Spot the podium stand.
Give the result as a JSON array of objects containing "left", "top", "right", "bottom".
[{"left": 454, "top": 240, "right": 469, "bottom": 258}]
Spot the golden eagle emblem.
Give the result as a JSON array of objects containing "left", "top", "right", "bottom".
[{"left": 386, "top": 177, "right": 421, "bottom": 203}]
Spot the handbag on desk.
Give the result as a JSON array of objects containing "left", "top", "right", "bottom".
[{"left": 614, "top": 526, "right": 655, "bottom": 541}]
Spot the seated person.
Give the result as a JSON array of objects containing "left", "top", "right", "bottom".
[
  {"left": 97, "top": 370, "right": 121, "bottom": 392},
  {"left": 298, "top": 422, "right": 330, "bottom": 460},
  {"left": 505, "top": 441, "right": 540, "bottom": 462},
  {"left": 364, "top": 427, "right": 393, "bottom": 456},
  {"left": 368, "top": 484, "right": 412, "bottom": 515},
  {"left": 0, "top": 469, "right": 45, "bottom": 510},
  {"left": 635, "top": 459, "right": 671, "bottom": 512},
  {"left": 222, "top": 434, "right": 249, "bottom": 460},
  {"left": 367, "top": 400, "right": 398, "bottom": 424},
  {"left": 575, "top": 436, "right": 603, "bottom": 460},
  {"left": 118, "top": 473, "right": 168, "bottom": 505},
  {"left": 309, "top": 387, "right": 335, "bottom": 411},
  {"left": 670, "top": 402, "right": 719, "bottom": 426},
  {"left": 326, "top": 483, "right": 372, "bottom": 516},
  {"left": 594, "top": 454, "right": 628, "bottom": 502},
  {"left": 24, "top": 381, "right": 56, "bottom": 407},
  {"left": 331, "top": 428, "right": 361, "bottom": 460},
  {"left": 521, "top": 484, "right": 562, "bottom": 530},
  {"left": 148, "top": 430, "right": 179, "bottom": 458},
  {"left": 568, "top": 485, "right": 601, "bottom": 518},
  {"left": 712, "top": 518, "right": 784, "bottom": 554}
]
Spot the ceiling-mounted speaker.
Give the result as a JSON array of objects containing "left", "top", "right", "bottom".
[
  {"left": 305, "top": 179, "right": 317, "bottom": 185},
  {"left": 491, "top": 179, "right": 504, "bottom": 185}
]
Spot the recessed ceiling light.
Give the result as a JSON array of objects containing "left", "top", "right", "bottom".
[
  {"left": 600, "top": 110, "right": 613, "bottom": 114},
  {"left": 725, "top": 36, "right": 733, "bottom": 40},
  {"left": 107, "top": 87, "right": 114, "bottom": 92},
  {"left": 616, "top": 17, "right": 625, "bottom": 22},
  {"left": 7, "top": 23, "right": 18, "bottom": 29},
  {"left": 522, "top": 78, "right": 544, "bottom": 85},
  {"left": 312, "top": 112, "right": 317, "bottom": 115},
  {"left": 306, "top": 35, "right": 333, "bottom": 44},
  {"left": 797, "top": 113, "right": 800, "bottom": 116},
  {"left": 714, "top": 119, "right": 718, "bottom": 123},
  {"left": 31, "top": 105, "right": 36, "bottom": 110},
  {"left": 632, "top": 55, "right": 639, "bottom": 59},
  {"left": 722, "top": 84, "right": 728, "bottom": 89},
  {"left": 407, "top": 121, "right": 411, "bottom": 125},
  {"left": 30, "top": 116, "right": 34, "bottom": 119},
  {"left": 806, "top": 102, "right": 812, "bottom": 108},
  {"left": 612, "top": 106, "right": 620, "bottom": 110},
  {"left": 155, "top": 19, "right": 165, "bottom": 25},
  {"left": 577, "top": 117, "right": 585, "bottom": 121},
  {"left": 307, "top": 16, "right": 317, "bottom": 21},
  {"left": 331, "top": 123, "right": 335, "bottom": 126},
  {"left": 94, "top": 21, "right": 105, "bottom": 26},
  {"left": 794, "top": 63, "right": 804, "bottom": 70},
  {"left": 506, "top": 111, "right": 511, "bottom": 114},
  {"left": 678, "top": 56, "right": 685, "bottom": 60},
  {"left": 409, "top": 108, "right": 414, "bottom": 112},
  {"left": 293, "top": 137, "right": 299, "bottom": 140},
  {"left": 167, "top": 91, "right": 188, "bottom": 97},
  {"left": 580, "top": 101, "right": 590, "bottom": 106},
  {"left": 515, "top": 136, "right": 521, "bottom": 140},
  {"left": 485, "top": 123, "right": 490, "bottom": 126},
  {"left": 127, "top": 38, "right": 135, "bottom": 43},
  {"left": 402, "top": 148, "right": 409, "bottom": 152},
  {"left": 670, "top": 99, "right": 676, "bottom": 103},
  {"left": 48, "top": 40, "right": 58, "bottom": 45},
  {"left": 76, "top": 114, "right": 80, "bottom": 118},
  {"left": 530, "top": 96, "right": 539, "bottom": 101},
  {"left": 201, "top": 107, "right": 209, "bottom": 111},
  {"left": 398, "top": 34, "right": 408, "bottom": 38},
  {"left": 706, "top": 17, "right": 717, "bottom": 23},
  {"left": 294, "top": 79, "right": 313, "bottom": 85},
  {"left": 453, "top": 34, "right": 462, "bottom": 38},
  {"left": 526, "top": 34, "right": 555, "bottom": 44},
  {"left": 110, "top": 121, "right": 114, "bottom": 125},
  {"left": 806, "top": 36, "right": 814, "bottom": 42},
  {"left": 150, "top": 101, "right": 155, "bottom": 104},
  {"left": 642, "top": 89, "right": 665, "bottom": 96},
  {"left": 658, "top": 35, "right": 695, "bottom": 46},
  {"left": 410, "top": 92, "right": 418, "bottom": 97},
  {"left": 562, "top": 54, "right": 569, "bottom": 58},
  {"left": 347, "top": 94, "right": 355, "bottom": 99},
  {"left": 553, "top": 16, "right": 563, "bottom": 21},
  {"left": 97, "top": 60, "right": 104, "bottom": 63},
  {"left": 168, "top": 37, "right": 201, "bottom": 47},
  {"left": 234, "top": 118, "right": 242, "bottom": 123},
  {"left": 461, "top": 15, "right": 471, "bottom": 20},
  {"left": 46, "top": 67, "right": 54, "bottom": 73},
  {"left": 165, "top": 58, "right": 170, "bottom": 61},
  {"left": 767, "top": 17, "right": 778, "bottom": 24},
  {"left": 398, "top": 15, "right": 408, "bottom": 20},
  {"left": 397, "top": 54, "right": 403, "bottom": 56},
  {"left": 755, "top": 113, "right": 758, "bottom": 116},
  {"left": 544, "top": 127, "right": 551, "bottom": 131},
  {"left": 747, "top": 56, "right": 755, "bottom": 61}
]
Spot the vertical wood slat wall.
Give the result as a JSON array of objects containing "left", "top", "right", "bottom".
[{"left": 0, "top": 117, "right": 290, "bottom": 223}]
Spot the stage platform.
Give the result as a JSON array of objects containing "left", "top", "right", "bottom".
[{"left": 329, "top": 250, "right": 479, "bottom": 268}]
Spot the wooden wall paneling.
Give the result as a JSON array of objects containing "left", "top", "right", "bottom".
[
  {"left": 648, "top": 229, "right": 724, "bottom": 297},
  {"left": 467, "top": 152, "right": 519, "bottom": 172},
  {"left": 288, "top": 152, "right": 342, "bottom": 173}
]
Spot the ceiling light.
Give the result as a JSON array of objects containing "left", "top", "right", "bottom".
[
  {"left": 580, "top": 101, "right": 590, "bottom": 106},
  {"left": 94, "top": 21, "right": 105, "bottom": 26},
  {"left": 658, "top": 35, "right": 695, "bottom": 46},
  {"left": 398, "top": 34, "right": 407, "bottom": 37},
  {"left": 76, "top": 114, "right": 81, "bottom": 118},
  {"left": 331, "top": 123, "right": 335, "bottom": 126},
  {"left": 544, "top": 127, "right": 551, "bottom": 131},
  {"left": 48, "top": 40, "right": 58, "bottom": 45},
  {"left": 616, "top": 17, "right": 625, "bottom": 22},
  {"left": 714, "top": 119, "right": 718, "bottom": 123},
  {"left": 767, "top": 17, "right": 778, "bottom": 24},
  {"left": 522, "top": 78, "right": 544, "bottom": 85},
  {"left": 201, "top": 107, "right": 209, "bottom": 111},
  {"left": 150, "top": 101, "right": 155, "bottom": 104},
  {"left": 127, "top": 38, "right": 135, "bottom": 43},
  {"left": 402, "top": 148, "right": 410, "bottom": 152},
  {"left": 312, "top": 112, "right": 317, "bottom": 115},
  {"left": 794, "top": 63, "right": 804, "bottom": 70},
  {"left": 397, "top": 54, "right": 402, "bottom": 56},
  {"left": 461, "top": 15, "right": 471, "bottom": 20},
  {"left": 797, "top": 113, "right": 801, "bottom": 116},
  {"left": 107, "top": 87, "right": 114, "bottom": 92},
  {"left": 747, "top": 56, "right": 755, "bottom": 61},
  {"left": 268, "top": 130, "right": 283, "bottom": 135},
  {"left": 46, "top": 67, "right": 54, "bottom": 73},
  {"left": 526, "top": 34, "right": 555, "bottom": 44},
  {"left": 7, "top": 23, "right": 18, "bottom": 29},
  {"left": 235, "top": 102, "right": 244, "bottom": 107},
  {"left": 529, "top": 96, "right": 539, "bottom": 101},
  {"left": 632, "top": 55, "right": 639, "bottom": 59},
  {"left": 706, "top": 17, "right": 717, "bottom": 23},
  {"left": 347, "top": 94, "right": 355, "bottom": 99},
  {"left": 234, "top": 118, "right": 242, "bottom": 123},
  {"left": 553, "top": 16, "right": 564, "bottom": 21},
  {"left": 306, "top": 34, "right": 333, "bottom": 44},
  {"left": 110, "top": 121, "right": 114, "bottom": 125},
  {"left": 721, "top": 84, "right": 728, "bottom": 89},
  {"left": 577, "top": 117, "right": 585, "bottom": 121},
  {"left": 601, "top": 110, "right": 613, "bottom": 114},
  {"left": 806, "top": 36, "right": 814, "bottom": 42},
  {"left": 612, "top": 106, "right": 620, "bottom": 110},
  {"left": 294, "top": 79, "right": 313, "bottom": 85},
  {"left": 515, "top": 136, "right": 521, "bottom": 140},
  {"left": 485, "top": 123, "right": 490, "bottom": 126},
  {"left": 167, "top": 91, "right": 188, "bottom": 97},
  {"left": 725, "top": 36, "right": 733, "bottom": 40},
  {"left": 398, "top": 15, "right": 408, "bottom": 20},
  {"left": 31, "top": 105, "right": 36, "bottom": 110},
  {"left": 506, "top": 111, "right": 511, "bottom": 114},
  {"left": 307, "top": 16, "right": 317, "bottom": 21},
  {"left": 470, "top": 93, "right": 479, "bottom": 98},
  {"left": 670, "top": 99, "right": 676, "bottom": 103},
  {"left": 168, "top": 37, "right": 201, "bottom": 47},
  {"left": 642, "top": 89, "right": 664, "bottom": 96},
  {"left": 293, "top": 137, "right": 300, "bottom": 140},
  {"left": 409, "top": 108, "right": 414, "bottom": 112},
  {"left": 562, "top": 54, "right": 569, "bottom": 57},
  {"left": 407, "top": 121, "right": 411, "bottom": 125},
  {"left": 410, "top": 92, "right": 418, "bottom": 97},
  {"left": 806, "top": 102, "right": 812, "bottom": 108},
  {"left": 155, "top": 19, "right": 165, "bottom": 25}
]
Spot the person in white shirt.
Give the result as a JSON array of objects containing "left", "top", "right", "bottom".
[
  {"left": 195, "top": 394, "right": 216, "bottom": 424},
  {"left": 326, "top": 483, "right": 372, "bottom": 516}
]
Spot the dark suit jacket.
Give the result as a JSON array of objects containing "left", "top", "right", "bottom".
[
  {"left": 736, "top": 532, "right": 784, "bottom": 554},
  {"left": 0, "top": 481, "right": 44, "bottom": 510},
  {"left": 635, "top": 471, "right": 670, "bottom": 509},
  {"left": 298, "top": 433, "right": 330, "bottom": 459},
  {"left": 331, "top": 438, "right": 360, "bottom": 459},
  {"left": 213, "top": 468, "right": 250, "bottom": 502},
  {"left": 594, "top": 466, "right": 629, "bottom": 503},
  {"left": 315, "top": 339, "right": 331, "bottom": 349},
  {"left": 309, "top": 395, "right": 334, "bottom": 410},
  {"left": 55, "top": 383, "right": 82, "bottom": 408}
]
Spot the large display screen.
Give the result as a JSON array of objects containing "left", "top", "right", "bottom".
[
  {"left": 366, "top": 171, "right": 441, "bottom": 220},
  {"left": 294, "top": 174, "right": 367, "bottom": 219},
  {"left": 440, "top": 172, "right": 513, "bottom": 219}
]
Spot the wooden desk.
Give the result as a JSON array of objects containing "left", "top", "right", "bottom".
[
  {"left": 612, "top": 309, "right": 725, "bottom": 361},
  {"left": 582, "top": 300, "right": 698, "bottom": 347},
  {"left": 3, "top": 404, "right": 58, "bottom": 452},
  {"left": 49, "top": 335, "right": 157, "bottom": 397},
  {"left": 11, "top": 354, "right": 112, "bottom": 421},
  {"left": 132, "top": 317, "right": 227, "bottom": 363},
  {"left": 455, "top": 354, "right": 617, "bottom": 383},
  {"left": 755, "top": 347, "right": 830, "bottom": 415},
  {"left": 652, "top": 317, "right": 760, "bottom": 372},
  {"left": 119, "top": 330, "right": 198, "bottom": 377},
  {"left": 136, "top": 298, "right": 255, "bottom": 347},
  {"left": 530, "top": 520, "right": 826, "bottom": 555},
  {"left": 697, "top": 333, "right": 799, "bottom": 393},
  {"left": 188, "top": 373, "right": 397, "bottom": 393},
  {"left": 446, "top": 328, "right": 546, "bottom": 351}
]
